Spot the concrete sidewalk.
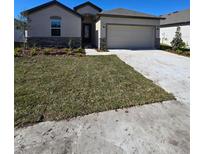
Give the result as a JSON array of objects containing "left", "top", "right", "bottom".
[{"left": 15, "top": 100, "right": 189, "bottom": 154}]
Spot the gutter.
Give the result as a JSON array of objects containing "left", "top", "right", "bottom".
[{"left": 97, "top": 13, "right": 165, "bottom": 20}]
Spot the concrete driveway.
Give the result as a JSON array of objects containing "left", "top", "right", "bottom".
[
  {"left": 109, "top": 49, "right": 190, "bottom": 104},
  {"left": 15, "top": 49, "right": 190, "bottom": 154}
]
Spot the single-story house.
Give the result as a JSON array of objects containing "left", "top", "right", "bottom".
[
  {"left": 22, "top": 0, "right": 163, "bottom": 49},
  {"left": 160, "top": 9, "right": 190, "bottom": 48}
]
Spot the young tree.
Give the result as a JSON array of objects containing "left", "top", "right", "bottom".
[
  {"left": 15, "top": 13, "right": 28, "bottom": 48},
  {"left": 15, "top": 14, "right": 28, "bottom": 31},
  {"left": 171, "top": 26, "right": 186, "bottom": 50},
  {"left": 161, "top": 32, "right": 168, "bottom": 44}
]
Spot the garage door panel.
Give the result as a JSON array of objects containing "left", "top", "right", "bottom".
[{"left": 107, "top": 25, "right": 155, "bottom": 49}]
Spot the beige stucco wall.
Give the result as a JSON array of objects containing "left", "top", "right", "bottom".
[
  {"left": 76, "top": 5, "right": 99, "bottom": 15},
  {"left": 99, "top": 16, "right": 160, "bottom": 38},
  {"left": 160, "top": 25, "right": 190, "bottom": 48},
  {"left": 27, "top": 5, "right": 81, "bottom": 37}
]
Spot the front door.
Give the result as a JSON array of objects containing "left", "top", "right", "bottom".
[{"left": 82, "top": 24, "right": 92, "bottom": 46}]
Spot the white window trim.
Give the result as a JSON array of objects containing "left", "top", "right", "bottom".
[{"left": 50, "top": 18, "right": 61, "bottom": 37}]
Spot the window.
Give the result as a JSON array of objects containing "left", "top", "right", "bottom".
[{"left": 51, "top": 18, "right": 61, "bottom": 36}]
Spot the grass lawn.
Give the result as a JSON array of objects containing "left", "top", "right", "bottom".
[{"left": 15, "top": 55, "right": 174, "bottom": 127}]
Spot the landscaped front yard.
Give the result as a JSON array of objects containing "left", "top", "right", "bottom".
[
  {"left": 15, "top": 55, "right": 174, "bottom": 127},
  {"left": 160, "top": 44, "right": 190, "bottom": 57}
]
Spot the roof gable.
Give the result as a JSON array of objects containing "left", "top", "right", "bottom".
[
  {"left": 21, "top": 0, "right": 81, "bottom": 18},
  {"left": 98, "top": 8, "right": 163, "bottom": 19},
  {"left": 74, "top": 1, "right": 102, "bottom": 12},
  {"left": 160, "top": 9, "right": 190, "bottom": 26}
]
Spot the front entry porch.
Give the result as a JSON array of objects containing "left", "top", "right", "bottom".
[{"left": 82, "top": 15, "right": 96, "bottom": 48}]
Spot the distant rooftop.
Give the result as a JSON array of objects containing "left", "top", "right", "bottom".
[
  {"left": 160, "top": 9, "right": 190, "bottom": 26},
  {"left": 98, "top": 8, "right": 163, "bottom": 19}
]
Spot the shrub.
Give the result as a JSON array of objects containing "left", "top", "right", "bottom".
[
  {"left": 160, "top": 44, "right": 172, "bottom": 50},
  {"left": 14, "top": 48, "right": 22, "bottom": 57},
  {"left": 72, "top": 48, "right": 85, "bottom": 56},
  {"left": 171, "top": 27, "right": 186, "bottom": 50},
  {"left": 176, "top": 49, "right": 183, "bottom": 54},
  {"left": 43, "top": 48, "right": 52, "bottom": 55},
  {"left": 73, "top": 47, "right": 84, "bottom": 53},
  {"left": 64, "top": 48, "right": 72, "bottom": 54},
  {"left": 68, "top": 39, "right": 74, "bottom": 49},
  {"left": 180, "top": 47, "right": 190, "bottom": 52},
  {"left": 30, "top": 48, "right": 38, "bottom": 56}
]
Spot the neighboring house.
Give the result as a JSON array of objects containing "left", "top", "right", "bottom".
[
  {"left": 160, "top": 9, "right": 190, "bottom": 48},
  {"left": 22, "top": 0, "right": 163, "bottom": 49},
  {"left": 14, "top": 19, "right": 27, "bottom": 44}
]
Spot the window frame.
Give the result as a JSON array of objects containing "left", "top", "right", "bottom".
[{"left": 50, "top": 17, "right": 61, "bottom": 37}]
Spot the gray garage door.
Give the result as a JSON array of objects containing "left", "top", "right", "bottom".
[{"left": 107, "top": 25, "right": 155, "bottom": 49}]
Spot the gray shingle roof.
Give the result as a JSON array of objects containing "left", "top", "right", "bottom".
[
  {"left": 21, "top": 0, "right": 81, "bottom": 18},
  {"left": 74, "top": 1, "right": 102, "bottom": 12},
  {"left": 98, "top": 8, "right": 162, "bottom": 19},
  {"left": 160, "top": 9, "right": 190, "bottom": 26}
]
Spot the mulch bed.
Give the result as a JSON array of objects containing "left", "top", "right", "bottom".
[
  {"left": 14, "top": 47, "right": 85, "bottom": 57},
  {"left": 160, "top": 44, "right": 190, "bottom": 57}
]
